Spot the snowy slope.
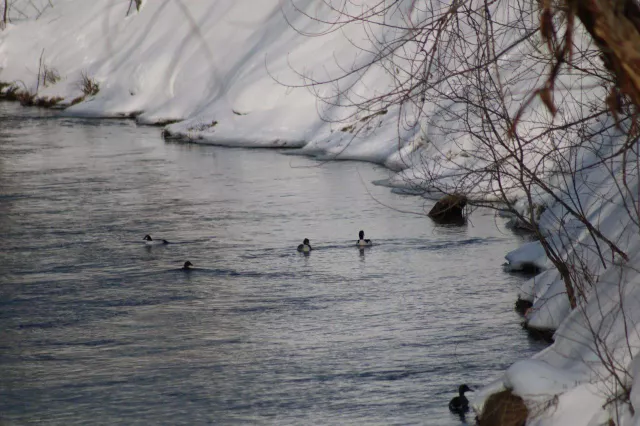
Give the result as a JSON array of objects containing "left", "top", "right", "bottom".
[
  {"left": 0, "top": 0, "right": 422, "bottom": 155},
  {"left": 2, "top": 0, "right": 597, "bottom": 175}
]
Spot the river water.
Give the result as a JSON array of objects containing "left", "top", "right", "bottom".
[{"left": 0, "top": 101, "right": 546, "bottom": 425}]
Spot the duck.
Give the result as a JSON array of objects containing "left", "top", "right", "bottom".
[
  {"left": 356, "top": 230, "right": 372, "bottom": 247},
  {"left": 181, "top": 261, "right": 193, "bottom": 270},
  {"left": 448, "top": 384, "right": 472, "bottom": 413},
  {"left": 297, "top": 238, "right": 313, "bottom": 253},
  {"left": 143, "top": 234, "right": 168, "bottom": 245}
]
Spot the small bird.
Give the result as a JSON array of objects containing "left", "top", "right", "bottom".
[
  {"left": 356, "top": 230, "right": 372, "bottom": 247},
  {"left": 182, "top": 261, "right": 193, "bottom": 270},
  {"left": 449, "top": 384, "right": 472, "bottom": 413},
  {"left": 143, "top": 235, "right": 168, "bottom": 245},
  {"left": 297, "top": 238, "right": 313, "bottom": 253}
]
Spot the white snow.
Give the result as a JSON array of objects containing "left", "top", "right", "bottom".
[
  {"left": 504, "top": 241, "right": 550, "bottom": 272},
  {"left": 0, "top": 0, "right": 423, "bottom": 157},
  {"left": 4, "top": 1, "right": 640, "bottom": 425}
]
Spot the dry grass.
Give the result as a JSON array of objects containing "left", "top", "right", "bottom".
[
  {"left": 35, "top": 50, "right": 60, "bottom": 90},
  {"left": 0, "top": 80, "right": 62, "bottom": 108},
  {"left": 69, "top": 95, "right": 85, "bottom": 106},
  {"left": 16, "top": 91, "right": 36, "bottom": 106},
  {"left": 359, "top": 109, "right": 388, "bottom": 122},
  {"left": 34, "top": 96, "right": 64, "bottom": 108},
  {"left": 187, "top": 120, "right": 218, "bottom": 132},
  {"left": 340, "top": 124, "right": 355, "bottom": 133},
  {"left": 154, "top": 119, "right": 180, "bottom": 126},
  {"left": 79, "top": 71, "right": 100, "bottom": 96},
  {"left": 42, "top": 65, "right": 60, "bottom": 87},
  {"left": 0, "top": 83, "right": 18, "bottom": 100}
]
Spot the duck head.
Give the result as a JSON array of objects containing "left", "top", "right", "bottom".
[
  {"left": 143, "top": 235, "right": 152, "bottom": 241},
  {"left": 359, "top": 230, "right": 365, "bottom": 239},
  {"left": 183, "top": 261, "right": 193, "bottom": 270},
  {"left": 303, "top": 238, "right": 310, "bottom": 245},
  {"left": 459, "top": 384, "right": 472, "bottom": 395}
]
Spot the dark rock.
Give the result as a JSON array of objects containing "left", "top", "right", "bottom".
[
  {"left": 522, "top": 322, "right": 555, "bottom": 343},
  {"left": 514, "top": 298, "right": 533, "bottom": 315},
  {"left": 477, "top": 389, "right": 528, "bottom": 426},
  {"left": 428, "top": 194, "right": 467, "bottom": 223},
  {"left": 505, "top": 262, "right": 541, "bottom": 276}
]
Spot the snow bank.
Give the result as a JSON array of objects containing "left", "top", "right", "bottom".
[
  {"left": 478, "top": 126, "right": 640, "bottom": 422},
  {"left": 473, "top": 254, "right": 640, "bottom": 424},
  {"left": 496, "top": 255, "right": 640, "bottom": 425},
  {"left": 0, "top": 0, "right": 603, "bottom": 184},
  {"left": 504, "top": 241, "right": 549, "bottom": 272},
  {"left": 0, "top": 0, "right": 425, "bottom": 162}
]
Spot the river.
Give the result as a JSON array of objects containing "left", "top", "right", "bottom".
[{"left": 0, "top": 101, "right": 546, "bottom": 425}]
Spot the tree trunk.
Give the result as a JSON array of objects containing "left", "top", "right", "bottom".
[{"left": 570, "top": 0, "right": 640, "bottom": 108}]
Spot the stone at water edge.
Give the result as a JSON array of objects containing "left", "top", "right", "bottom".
[{"left": 428, "top": 194, "right": 467, "bottom": 223}]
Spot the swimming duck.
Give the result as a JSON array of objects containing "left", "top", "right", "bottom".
[
  {"left": 356, "top": 230, "right": 372, "bottom": 246},
  {"left": 297, "top": 238, "right": 313, "bottom": 253},
  {"left": 182, "top": 261, "right": 193, "bottom": 270},
  {"left": 143, "top": 235, "right": 168, "bottom": 245},
  {"left": 448, "top": 384, "right": 472, "bottom": 413}
]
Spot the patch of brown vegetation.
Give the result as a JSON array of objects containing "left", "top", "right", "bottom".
[
  {"left": 0, "top": 84, "right": 19, "bottom": 101},
  {"left": 0, "top": 82, "right": 63, "bottom": 109},
  {"left": 70, "top": 96, "right": 85, "bottom": 106},
  {"left": 359, "top": 108, "right": 388, "bottom": 122},
  {"left": 340, "top": 124, "right": 355, "bottom": 133},
  {"left": 154, "top": 119, "right": 180, "bottom": 126},
  {"left": 16, "top": 91, "right": 36, "bottom": 106},
  {"left": 42, "top": 66, "right": 60, "bottom": 87},
  {"left": 187, "top": 120, "right": 218, "bottom": 132},
  {"left": 79, "top": 71, "right": 100, "bottom": 96},
  {"left": 34, "top": 96, "right": 64, "bottom": 108}
]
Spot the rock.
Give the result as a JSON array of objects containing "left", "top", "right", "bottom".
[
  {"left": 428, "top": 194, "right": 467, "bottom": 223},
  {"left": 477, "top": 389, "right": 528, "bottom": 426},
  {"left": 514, "top": 298, "right": 533, "bottom": 315},
  {"left": 521, "top": 322, "right": 555, "bottom": 343}
]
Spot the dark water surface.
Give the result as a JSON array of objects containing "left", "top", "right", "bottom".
[{"left": 0, "top": 101, "right": 546, "bottom": 425}]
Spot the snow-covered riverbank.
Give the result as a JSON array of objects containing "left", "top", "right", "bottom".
[
  {"left": 0, "top": 0, "right": 423, "bottom": 167},
  {"left": 3, "top": 1, "right": 640, "bottom": 424},
  {"left": 478, "top": 150, "right": 640, "bottom": 424}
]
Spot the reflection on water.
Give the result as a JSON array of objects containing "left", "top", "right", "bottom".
[{"left": 0, "top": 102, "right": 546, "bottom": 425}]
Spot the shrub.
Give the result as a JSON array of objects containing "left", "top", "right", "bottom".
[
  {"left": 69, "top": 95, "right": 85, "bottom": 106},
  {"left": 2, "top": 85, "right": 19, "bottom": 101},
  {"left": 78, "top": 71, "right": 100, "bottom": 96},
  {"left": 42, "top": 65, "right": 60, "bottom": 87},
  {"left": 34, "top": 96, "right": 63, "bottom": 108},
  {"left": 35, "top": 50, "right": 60, "bottom": 91},
  {"left": 16, "top": 91, "right": 35, "bottom": 106}
]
